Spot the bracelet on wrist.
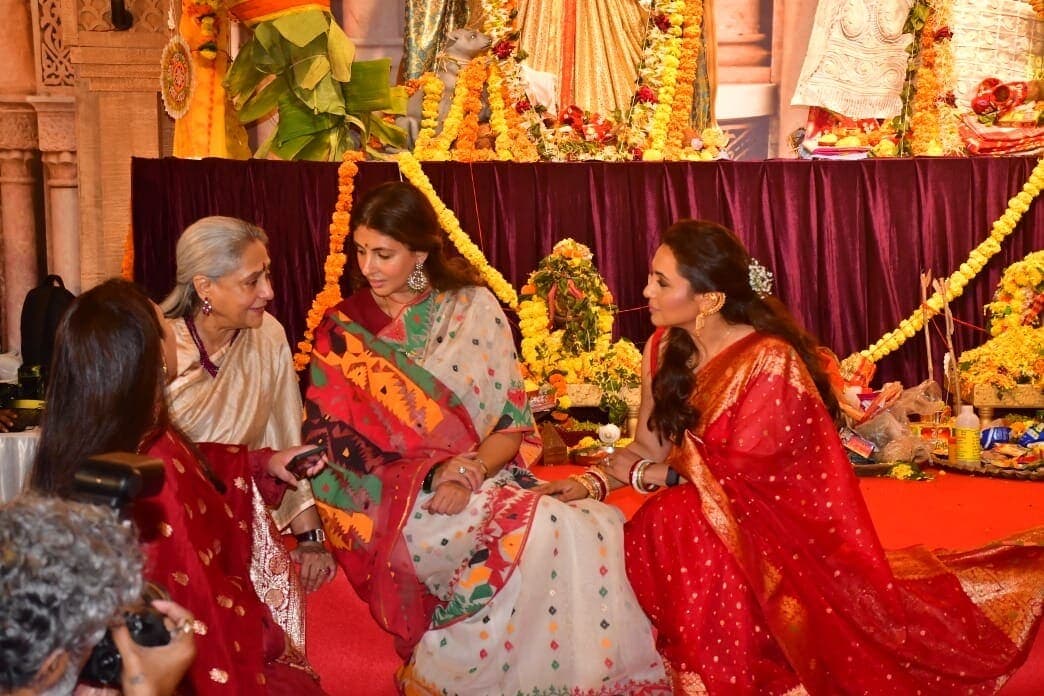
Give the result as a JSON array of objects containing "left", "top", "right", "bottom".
[
  {"left": 629, "top": 459, "right": 659, "bottom": 494},
  {"left": 474, "top": 456, "right": 489, "bottom": 478},
  {"left": 585, "top": 467, "right": 611, "bottom": 500},
  {"left": 295, "top": 528, "right": 327, "bottom": 544},
  {"left": 422, "top": 464, "right": 439, "bottom": 493}
]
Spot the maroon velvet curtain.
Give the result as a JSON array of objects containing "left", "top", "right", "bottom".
[{"left": 131, "top": 157, "right": 1044, "bottom": 386}]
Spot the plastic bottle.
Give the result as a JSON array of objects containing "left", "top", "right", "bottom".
[{"left": 954, "top": 404, "right": 981, "bottom": 465}]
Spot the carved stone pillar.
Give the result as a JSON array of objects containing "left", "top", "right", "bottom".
[
  {"left": 59, "top": 0, "right": 167, "bottom": 289},
  {"left": 29, "top": 95, "right": 79, "bottom": 293},
  {"left": 0, "top": 102, "right": 41, "bottom": 354},
  {"left": 716, "top": 0, "right": 775, "bottom": 160}
]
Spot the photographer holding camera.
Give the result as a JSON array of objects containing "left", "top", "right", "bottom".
[
  {"left": 30, "top": 279, "right": 327, "bottom": 694},
  {"left": 0, "top": 494, "right": 195, "bottom": 695}
]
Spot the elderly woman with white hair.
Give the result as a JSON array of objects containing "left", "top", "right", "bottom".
[
  {"left": 0, "top": 494, "right": 195, "bottom": 695},
  {"left": 159, "top": 216, "right": 335, "bottom": 655}
]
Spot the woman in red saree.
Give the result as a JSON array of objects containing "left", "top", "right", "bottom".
[
  {"left": 31, "top": 279, "right": 329, "bottom": 695},
  {"left": 544, "top": 220, "right": 1044, "bottom": 694},
  {"left": 302, "top": 182, "right": 668, "bottom": 695}
]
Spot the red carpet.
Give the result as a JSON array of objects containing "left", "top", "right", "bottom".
[{"left": 304, "top": 466, "right": 1043, "bottom": 695}]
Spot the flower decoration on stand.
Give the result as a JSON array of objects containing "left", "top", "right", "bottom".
[
  {"left": 958, "top": 326, "right": 1044, "bottom": 394},
  {"left": 987, "top": 250, "right": 1044, "bottom": 335},
  {"left": 518, "top": 239, "right": 642, "bottom": 424}
]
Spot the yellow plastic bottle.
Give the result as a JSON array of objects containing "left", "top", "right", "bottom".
[{"left": 954, "top": 405, "right": 981, "bottom": 465}]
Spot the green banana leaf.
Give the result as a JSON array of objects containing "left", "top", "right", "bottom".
[
  {"left": 387, "top": 85, "right": 409, "bottom": 116},
  {"left": 327, "top": 20, "right": 354, "bottom": 82},
  {"left": 368, "top": 114, "right": 408, "bottom": 150},
  {"left": 237, "top": 76, "right": 284, "bottom": 123},
  {"left": 344, "top": 59, "right": 393, "bottom": 112},
  {"left": 272, "top": 9, "right": 328, "bottom": 48},
  {"left": 292, "top": 54, "right": 331, "bottom": 92}
]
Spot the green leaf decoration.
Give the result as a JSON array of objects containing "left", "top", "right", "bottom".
[
  {"left": 271, "top": 132, "right": 314, "bottom": 161},
  {"left": 276, "top": 96, "right": 338, "bottom": 141},
  {"left": 272, "top": 9, "right": 329, "bottom": 48},
  {"left": 344, "top": 59, "right": 393, "bottom": 112},
  {"left": 237, "top": 76, "right": 284, "bottom": 123},
  {"left": 252, "top": 22, "right": 284, "bottom": 55},
  {"left": 368, "top": 114, "right": 408, "bottom": 150},
  {"left": 293, "top": 54, "right": 332, "bottom": 92},
  {"left": 387, "top": 85, "right": 409, "bottom": 116},
  {"left": 312, "top": 74, "right": 347, "bottom": 116},
  {"left": 327, "top": 21, "right": 355, "bottom": 82}
]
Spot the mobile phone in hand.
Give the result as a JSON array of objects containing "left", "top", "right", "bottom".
[{"left": 287, "top": 444, "right": 326, "bottom": 480}]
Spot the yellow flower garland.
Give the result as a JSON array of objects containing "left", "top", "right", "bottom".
[
  {"left": 642, "top": 2, "right": 686, "bottom": 161},
  {"left": 293, "top": 150, "right": 363, "bottom": 371},
  {"left": 413, "top": 72, "right": 443, "bottom": 154},
  {"left": 395, "top": 152, "right": 519, "bottom": 308},
  {"left": 664, "top": 0, "right": 703, "bottom": 154},
  {"left": 856, "top": 155, "right": 1044, "bottom": 364}
]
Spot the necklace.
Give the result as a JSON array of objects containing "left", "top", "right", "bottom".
[{"left": 184, "top": 315, "right": 239, "bottom": 378}]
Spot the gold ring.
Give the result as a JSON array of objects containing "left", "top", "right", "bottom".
[{"left": 457, "top": 465, "right": 467, "bottom": 475}]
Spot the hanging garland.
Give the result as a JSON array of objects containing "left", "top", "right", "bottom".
[
  {"left": 395, "top": 152, "right": 519, "bottom": 308},
  {"left": 293, "top": 151, "right": 363, "bottom": 371},
  {"left": 854, "top": 155, "right": 1044, "bottom": 365}
]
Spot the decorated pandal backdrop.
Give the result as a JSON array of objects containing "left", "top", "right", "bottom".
[
  {"left": 131, "top": 155, "right": 1044, "bottom": 390},
  {"left": 128, "top": 0, "right": 1044, "bottom": 441}
]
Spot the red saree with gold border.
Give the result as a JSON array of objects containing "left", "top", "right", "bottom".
[{"left": 626, "top": 329, "right": 1044, "bottom": 695}]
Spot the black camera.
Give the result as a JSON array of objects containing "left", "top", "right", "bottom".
[
  {"left": 74, "top": 453, "right": 170, "bottom": 687},
  {"left": 80, "top": 583, "right": 172, "bottom": 686}
]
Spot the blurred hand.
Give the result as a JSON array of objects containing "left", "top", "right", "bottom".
[
  {"left": 113, "top": 599, "right": 196, "bottom": 696},
  {"left": 0, "top": 408, "right": 15, "bottom": 432},
  {"left": 422, "top": 480, "right": 471, "bottom": 515},
  {"left": 534, "top": 477, "right": 590, "bottom": 502},
  {"left": 267, "top": 445, "right": 329, "bottom": 487},
  {"left": 291, "top": 542, "right": 336, "bottom": 592}
]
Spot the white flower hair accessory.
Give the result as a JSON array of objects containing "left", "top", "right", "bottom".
[{"left": 748, "top": 258, "right": 774, "bottom": 297}]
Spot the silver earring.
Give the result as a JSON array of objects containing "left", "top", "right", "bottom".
[
  {"left": 201, "top": 297, "right": 213, "bottom": 315},
  {"left": 406, "top": 262, "right": 429, "bottom": 293}
]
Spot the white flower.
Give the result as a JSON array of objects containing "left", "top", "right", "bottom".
[{"left": 598, "top": 423, "right": 621, "bottom": 445}]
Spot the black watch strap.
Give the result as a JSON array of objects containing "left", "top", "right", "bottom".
[{"left": 295, "top": 528, "right": 326, "bottom": 544}]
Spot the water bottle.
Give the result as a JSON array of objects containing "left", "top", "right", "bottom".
[{"left": 954, "top": 404, "right": 981, "bottom": 465}]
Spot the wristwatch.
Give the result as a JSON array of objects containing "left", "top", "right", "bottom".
[{"left": 295, "top": 528, "right": 327, "bottom": 544}]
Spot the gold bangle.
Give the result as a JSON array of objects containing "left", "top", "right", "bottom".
[
  {"left": 569, "top": 473, "right": 599, "bottom": 501},
  {"left": 586, "top": 467, "right": 612, "bottom": 499}
]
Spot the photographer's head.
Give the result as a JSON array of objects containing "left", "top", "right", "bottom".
[
  {"left": 0, "top": 494, "right": 143, "bottom": 695},
  {"left": 33, "top": 279, "right": 168, "bottom": 496}
]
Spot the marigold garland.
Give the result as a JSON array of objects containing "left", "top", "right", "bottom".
[
  {"left": 293, "top": 150, "right": 363, "bottom": 371},
  {"left": 413, "top": 72, "right": 443, "bottom": 153},
  {"left": 855, "top": 155, "right": 1044, "bottom": 365},
  {"left": 395, "top": 152, "right": 519, "bottom": 308},
  {"left": 641, "top": 2, "right": 685, "bottom": 161},
  {"left": 121, "top": 228, "right": 135, "bottom": 280},
  {"left": 957, "top": 325, "right": 1044, "bottom": 393},
  {"left": 663, "top": 0, "right": 704, "bottom": 155}
]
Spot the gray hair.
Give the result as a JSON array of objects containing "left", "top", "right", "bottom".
[
  {"left": 0, "top": 494, "right": 143, "bottom": 692},
  {"left": 159, "top": 215, "right": 269, "bottom": 318}
]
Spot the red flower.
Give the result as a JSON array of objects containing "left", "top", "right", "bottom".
[
  {"left": 934, "top": 26, "right": 953, "bottom": 41},
  {"left": 492, "top": 40, "right": 515, "bottom": 60},
  {"left": 514, "top": 98, "right": 532, "bottom": 114},
  {"left": 971, "top": 93, "right": 997, "bottom": 115},
  {"left": 635, "top": 85, "right": 657, "bottom": 104},
  {"left": 631, "top": 146, "right": 644, "bottom": 160},
  {"left": 558, "top": 105, "right": 585, "bottom": 130},
  {"left": 939, "top": 91, "right": 957, "bottom": 107},
  {"left": 653, "top": 13, "right": 671, "bottom": 32}
]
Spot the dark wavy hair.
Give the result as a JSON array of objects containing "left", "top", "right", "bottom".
[
  {"left": 349, "top": 181, "right": 483, "bottom": 291},
  {"left": 32, "top": 278, "right": 167, "bottom": 496},
  {"left": 649, "top": 220, "right": 839, "bottom": 445}
]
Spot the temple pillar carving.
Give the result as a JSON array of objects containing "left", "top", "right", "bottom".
[
  {"left": 716, "top": 0, "right": 776, "bottom": 160},
  {"left": 59, "top": 0, "right": 167, "bottom": 289},
  {"left": 0, "top": 103, "right": 41, "bottom": 354},
  {"left": 29, "top": 95, "right": 80, "bottom": 294}
]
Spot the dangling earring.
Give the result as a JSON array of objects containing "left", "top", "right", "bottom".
[
  {"left": 406, "top": 261, "right": 429, "bottom": 293},
  {"left": 201, "top": 297, "right": 213, "bottom": 316},
  {"left": 693, "top": 292, "right": 725, "bottom": 334}
]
